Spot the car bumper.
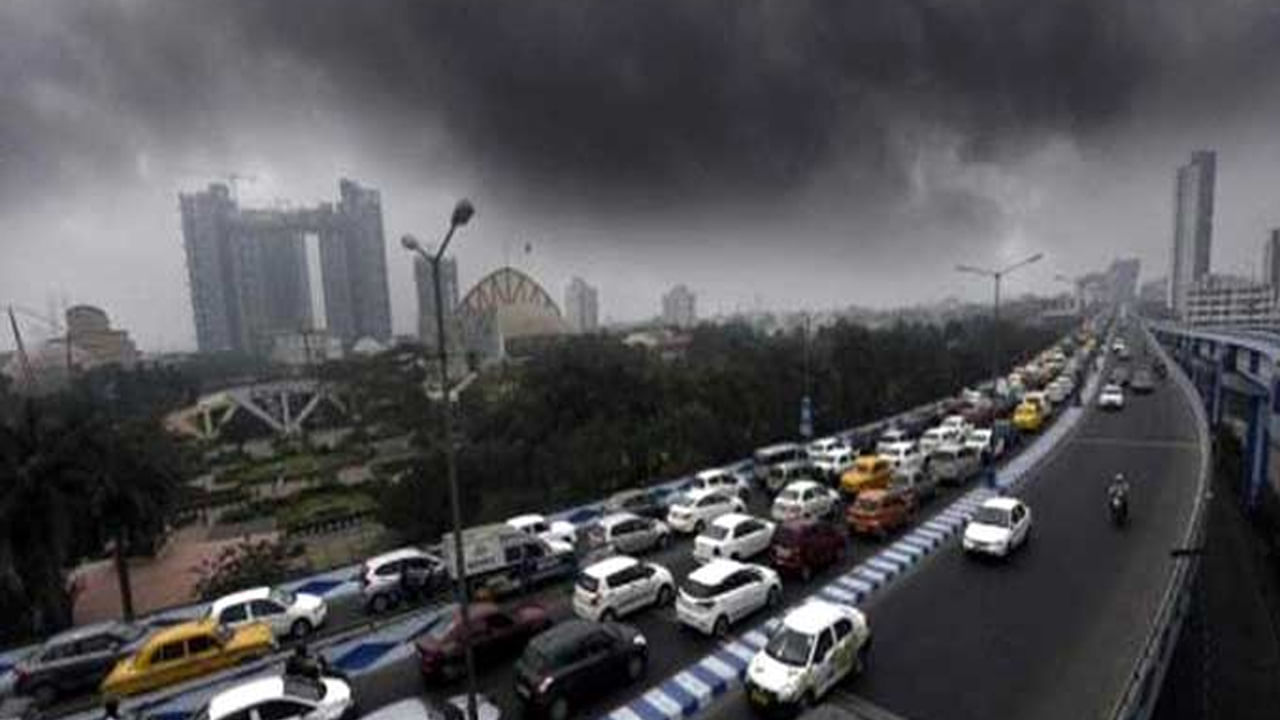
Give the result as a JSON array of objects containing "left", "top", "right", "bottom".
[
  {"left": 692, "top": 544, "right": 722, "bottom": 563},
  {"left": 962, "top": 538, "right": 1009, "bottom": 556},
  {"left": 668, "top": 516, "right": 698, "bottom": 533},
  {"left": 675, "top": 603, "right": 717, "bottom": 634},
  {"left": 744, "top": 678, "right": 802, "bottom": 714},
  {"left": 571, "top": 596, "right": 603, "bottom": 621}
]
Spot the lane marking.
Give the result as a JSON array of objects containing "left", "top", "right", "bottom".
[{"left": 1072, "top": 436, "right": 1199, "bottom": 450}]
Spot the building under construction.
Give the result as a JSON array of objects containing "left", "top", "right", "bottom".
[{"left": 178, "top": 179, "right": 392, "bottom": 356}]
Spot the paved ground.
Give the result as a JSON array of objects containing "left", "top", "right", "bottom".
[{"left": 1152, "top": 449, "right": 1280, "bottom": 719}]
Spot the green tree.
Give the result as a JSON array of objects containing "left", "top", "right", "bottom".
[{"left": 191, "top": 538, "right": 292, "bottom": 601}]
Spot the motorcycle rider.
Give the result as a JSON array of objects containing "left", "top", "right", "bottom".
[{"left": 1108, "top": 473, "right": 1130, "bottom": 523}]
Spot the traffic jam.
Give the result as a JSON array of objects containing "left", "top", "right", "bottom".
[{"left": 5, "top": 323, "right": 1144, "bottom": 720}]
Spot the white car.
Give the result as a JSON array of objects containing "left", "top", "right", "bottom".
[
  {"left": 878, "top": 441, "right": 926, "bottom": 477},
  {"left": 507, "top": 513, "right": 577, "bottom": 547},
  {"left": 359, "top": 547, "right": 445, "bottom": 613},
  {"left": 666, "top": 488, "right": 747, "bottom": 534},
  {"left": 197, "top": 675, "right": 353, "bottom": 720},
  {"left": 808, "top": 436, "right": 847, "bottom": 456},
  {"left": 693, "top": 513, "right": 775, "bottom": 562},
  {"left": 812, "top": 446, "right": 856, "bottom": 481},
  {"left": 676, "top": 559, "right": 782, "bottom": 636},
  {"left": 919, "top": 426, "right": 961, "bottom": 455},
  {"left": 874, "top": 428, "right": 910, "bottom": 455},
  {"left": 744, "top": 600, "right": 871, "bottom": 711},
  {"left": 586, "top": 512, "right": 672, "bottom": 555},
  {"left": 1098, "top": 383, "right": 1125, "bottom": 410},
  {"left": 939, "top": 414, "right": 971, "bottom": 436},
  {"left": 765, "top": 460, "right": 814, "bottom": 494},
  {"left": 208, "top": 586, "right": 327, "bottom": 640},
  {"left": 572, "top": 555, "right": 675, "bottom": 622},
  {"left": 689, "top": 468, "right": 751, "bottom": 501},
  {"left": 964, "top": 428, "right": 1005, "bottom": 462},
  {"left": 963, "top": 497, "right": 1032, "bottom": 558},
  {"left": 771, "top": 480, "right": 840, "bottom": 522}
]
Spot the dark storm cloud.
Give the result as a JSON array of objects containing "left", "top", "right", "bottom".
[{"left": 2, "top": 0, "right": 1279, "bottom": 211}]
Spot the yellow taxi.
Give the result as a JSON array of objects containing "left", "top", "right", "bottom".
[
  {"left": 839, "top": 455, "right": 894, "bottom": 496},
  {"left": 1012, "top": 401, "right": 1044, "bottom": 432},
  {"left": 100, "top": 619, "right": 275, "bottom": 698}
]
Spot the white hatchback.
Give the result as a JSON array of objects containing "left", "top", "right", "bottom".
[
  {"left": 770, "top": 481, "right": 840, "bottom": 522},
  {"left": 1098, "top": 383, "right": 1125, "bottom": 410},
  {"left": 963, "top": 497, "right": 1032, "bottom": 558},
  {"left": 676, "top": 559, "right": 782, "bottom": 636},
  {"left": 744, "top": 600, "right": 871, "bottom": 711},
  {"left": 572, "top": 555, "right": 675, "bottom": 622},
  {"left": 196, "top": 675, "right": 353, "bottom": 720},
  {"left": 208, "top": 586, "right": 328, "bottom": 641},
  {"left": 692, "top": 513, "right": 775, "bottom": 563},
  {"left": 666, "top": 488, "right": 747, "bottom": 534}
]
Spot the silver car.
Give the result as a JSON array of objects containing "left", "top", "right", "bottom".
[
  {"left": 930, "top": 443, "right": 981, "bottom": 486},
  {"left": 586, "top": 512, "right": 672, "bottom": 556}
]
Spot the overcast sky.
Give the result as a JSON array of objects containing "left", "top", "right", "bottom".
[{"left": 3, "top": 0, "right": 1280, "bottom": 352}]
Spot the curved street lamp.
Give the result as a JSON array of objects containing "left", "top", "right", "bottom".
[
  {"left": 400, "top": 198, "right": 478, "bottom": 720},
  {"left": 956, "top": 252, "right": 1044, "bottom": 383}
]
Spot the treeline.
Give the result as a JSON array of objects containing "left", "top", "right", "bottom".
[{"left": 377, "top": 317, "right": 1057, "bottom": 543}]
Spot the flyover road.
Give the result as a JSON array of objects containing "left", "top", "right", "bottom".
[{"left": 704, "top": 334, "right": 1204, "bottom": 720}]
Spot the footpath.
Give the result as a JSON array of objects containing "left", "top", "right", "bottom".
[{"left": 1153, "top": 447, "right": 1280, "bottom": 719}]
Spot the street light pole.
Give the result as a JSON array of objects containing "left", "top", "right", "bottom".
[
  {"left": 400, "top": 198, "right": 477, "bottom": 720},
  {"left": 956, "top": 252, "right": 1044, "bottom": 385}
]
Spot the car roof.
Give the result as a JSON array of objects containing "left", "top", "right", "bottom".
[
  {"left": 780, "top": 480, "right": 822, "bottom": 493},
  {"left": 683, "top": 487, "right": 729, "bottom": 501},
  {"left": 583, "top": 555, "right": 639, "bottom": 578},
  {"left": 756, "top": 442, "right": 800, "bottom": 454},
  {"left": 210, "top": 587, "right": 271, "bottom": 614},
  {"left": 207, "top": 677, "right": 289, "bottom": 719},
  {"left": 695, "top": 468, "right": 729, "bottom": 481},
  {"left": 782, "top": 600, "right": 852, "bottom": 635},
  {"left": 686, "top": 558, "right": 748, "bottom": 585},
  {"left": 773, "top": 460, "right": 809, "bottom": 471},
  {"left": 44, "top": 620, "right": 137, "bottom": 646},
  {"left": 710, "top": 512, "right": 754, "bottom": 529},
  {"left": 367, "top": 546, "right": 429, "bottom": 566},
  {"left": 981, "top": 497, "right": 1021, "bottom": 512},
  {"left": 145, "top": 619, "right": 219, "bottom": 646},
  {"left": 507, "top": 514, "right": 547, "bottom": 526},
  {"left": 598, "top": 512, "right": 641, "bottom": 528}
]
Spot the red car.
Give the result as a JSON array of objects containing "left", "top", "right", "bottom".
[
  {"left": 416, "top": 601, "right": 552, "bottom": 681},
  {"left": 769, "top": 519, "right": 846, "bottom": 581}
]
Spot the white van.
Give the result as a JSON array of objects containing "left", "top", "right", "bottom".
[
  {"left": 440, "top": 523, "right": 576, "bottom": 596},
  {"left": 753, "top": 443, "right": 808, "bottom": 482}
]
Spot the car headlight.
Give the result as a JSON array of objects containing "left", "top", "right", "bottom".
[{"left": 633, "top": 634, "right": 647, "bottom": 647}]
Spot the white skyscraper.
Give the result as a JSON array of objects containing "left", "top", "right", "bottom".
[
  {"left": 564, "top": 276, "right": 599, "bottom": 333},
  {"left": 662, "top": 284, "right": 697, "bottom": 328},
  {"left": 1170, "top": 150, "right": 1215, "bottom": 317}
]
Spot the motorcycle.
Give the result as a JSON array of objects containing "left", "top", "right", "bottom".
[{"left": 1109, "top": 490, "right": 1129, "bottom": 526}]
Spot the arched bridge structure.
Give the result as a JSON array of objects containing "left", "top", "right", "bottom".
[{"left": 457, "top": 266, "right": 568, "bottom": 358}]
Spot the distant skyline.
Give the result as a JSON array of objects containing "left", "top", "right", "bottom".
[{"left": 4, "top": 1, "right": 1280, "bottom": 352}]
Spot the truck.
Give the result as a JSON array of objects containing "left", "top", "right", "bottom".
[{"left": 440, "top": 523, "right": 577, "bottom": 597}]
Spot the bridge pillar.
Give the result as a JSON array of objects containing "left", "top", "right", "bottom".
[{"left": 1244, "top": 392, "right": 1271, "bottom": 511}]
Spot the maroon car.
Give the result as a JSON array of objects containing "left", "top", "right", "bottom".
[
  {"left": 416, "top": 601, "right": 552, "bottom": 681},
  {"left": 769, "top": 519, "right": 846, "bottom": 581}
]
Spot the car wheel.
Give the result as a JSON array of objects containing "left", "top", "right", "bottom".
[
  {"left": 694, "top": 520, "right": 705, "bottom": 534},
  {"left": 30, "top": 683, "right": 57, "bottom": 707},
  {"left": 370, "top": 593, "right": 392, "bottom": 614},
  {"left": 626, "top": 653, "right": 647, "bottom": 681},
  {"left": 290, "top": 618, "right": 313, "bottom": 640},
  {"left": 601, "top": 608, "right": 618, "bottom": 623},
  {"left": 857, "top": 639, "right": 872, "bottom": 674},
  {"left": 657, "top": 584, "right": 675, "bottom": 606},
  {"left": 713, "top": 615, "right": 730, "bottom": 637},
  {"left": 548, "top": 696, "right": 571, "bottom": 720},
  {"left": 767, "top": 586, "right": 781, "bottom": 608}
]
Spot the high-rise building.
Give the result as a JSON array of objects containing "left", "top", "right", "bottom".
[
  {"left": 1107, "top": 258, "right": 1141, "bottom": 305},
  {"left": 564, "top": 277, "right": 599, "bottom": 333},
  {"left": 1170, "top": 150, "right": 1216, "bottom": 316},
  {"left": 179, "top": 178, "right": 392, "bottom": 355},
  {"left": 662, "top": 284, "right": 697, "bottom": 328},
  {"left": 414, "top": 254, "right": 459, "bottom": 349},
  {"left": 1264, "top": 229, "right": 1280, "bottom": 292},
  {"left": 1185, "top": 274, "right": 1278, "bottom": 329}
]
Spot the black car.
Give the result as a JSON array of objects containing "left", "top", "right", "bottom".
[
  {"left": 604, "top": 489, "right": 666, "bottom": 520},
  {"left": 1109, "top": 366, "right": 1131, "bottom": 387},
  {"left": 12, "top": 621, "right": 148, "bottom": 705},
  {"left": 514, "top": 619, "right": 648, "bottom": 720},
  {"left": 1131, "top": 368, "right": 1156, "bottom": 394}
]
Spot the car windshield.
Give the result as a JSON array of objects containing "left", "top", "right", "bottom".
[
  {"left": 683, "top": 579, "right": 721, "bottom": 600},
  {"left": 765, "top": 627, "right": 814, "bottom": 666},
  {"left": 973, "top": 506, "right": 1011, "bottom": 527},
  {"left": 702, "top": 525, "right": 730, "bottom": 541},
  {"left": 855, "top": 496, "right": 882, "bottom": 512},
  {"left": 283, "top": 675, "right": 326, "bottom": 701},
  {"left": 577, "top": 574, "right": 601, "bottom": 593},
  {"left": 269, "top": 588, "right": 295, "bottom": 607}
]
